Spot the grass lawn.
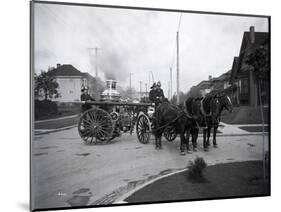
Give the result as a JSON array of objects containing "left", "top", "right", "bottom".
[
  {"left": 125, "top": 161, "right": 269, "bottom": 203},
  {"left": 35, "top": 115, "right": 79, "bottom": 129},
  {"left": 221, "top": 106, "right": 269, "bottom": 125},
  {"left": 35, "top": 111, "right": 79, "bottom": 121},
  {"left": 239, "top": 126, "right": 269, "bottom": 132}
]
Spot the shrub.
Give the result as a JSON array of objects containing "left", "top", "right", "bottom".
[
  {"left": 188, "top": 157, "right": 207, "bottom": 181},
  {"left": 35, "top": 100, "right": 58, "bottom": 120}
]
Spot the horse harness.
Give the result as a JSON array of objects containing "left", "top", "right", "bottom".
[
  {"left": 152, "top": 103, "right": 192, "bottom": 132},
  {"left": 200, "top": 96, "right": 220, "bottom": 128}
]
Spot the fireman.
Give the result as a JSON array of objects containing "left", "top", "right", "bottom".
[
  {"left": 155, "top": 81, "right": 165, "bottom": 106},
  {"left": 80, "top": 87, "right": 95, "bottom": 113},
  {"left": 149, "top": 82, "right": 157, "bottom": 103}
]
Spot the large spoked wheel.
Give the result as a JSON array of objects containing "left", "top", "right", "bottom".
[
  {"left": 163, "top": 126, "right": 177, "bottom": 142},
  {"left": 78, "top": 108, "right": 114, "bottom": 144},
  {"left": 136, "top": 113, "right": 151, "bottom": 144}
]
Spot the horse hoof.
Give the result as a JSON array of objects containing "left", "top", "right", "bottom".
[
  {"left": 187, "top": 150, "right": 192, "bottom": 154},
  {"left": 213, "top": 144, "right": 218, "bottom": 148},
  {"left": 180, "top": 151, "right": 186, "bottom": 156},
  {"left": 204, "top": 148, "right": 209, "bottom": 152},
  {"left": 193, "top": 148, "right": 198, "bottom": 152}
]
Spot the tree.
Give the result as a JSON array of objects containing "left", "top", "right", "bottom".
[
  {"left": 170, "top": 91, "right": 188, "bottom": 105},
  {"left": 34, "top": 71, "right": 60, "bottom": 100},
  {"left": 245, "top": 42, "right": 269, "bottom": 183},
  {"left": 245, "top": 45, "right": 269, "bottom": 81},
  {"left": 186, "top": 86, "right": 202, "bottom": 99}
]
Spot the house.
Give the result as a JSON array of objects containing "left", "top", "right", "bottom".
[
  {"left": 195, "top": 72, "right": 231, "bottom": 97},
  {"left": 230, "top": 26, "right": 269, "bottom": 106},
  {"left": 196, "top": 76, "right": 214, "bottom": 96},
  {"left": 212, "top": 71, "right": 231, "bottom": 91},
  {"left": 48, "top": 64, "right": 94, "bottom": 102}
]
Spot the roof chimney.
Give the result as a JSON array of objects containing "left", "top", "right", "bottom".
[
  {"left": 56, "top": 63, "right": 61, "bottom": 68},
  {"left": 208, "top": 75, "right": 212, "bottom": 81},
  {"left": 249, "top": 26, "right": 255, "bottom": 44}
]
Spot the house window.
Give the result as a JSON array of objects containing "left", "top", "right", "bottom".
[{"left": 240, "top": 79, "right": 248, "bottom": 94}]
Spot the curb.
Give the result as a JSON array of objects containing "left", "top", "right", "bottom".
[
  {"left": 198, "top": 132, "right": 268, "bottom": 137},
  {"left": 35, "top": 114, "right": 79, "bottom": 123},
  {"left": 113, "top": 168, "right": 189, "bottom": 204},
  {"left": 34, "top": 125, "right": 77, "bottom": 135}
]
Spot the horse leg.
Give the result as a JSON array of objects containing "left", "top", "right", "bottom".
[
  {"left": 192, "top": 127, "right": 198, "bottom": 152},
  {"left": 203, "top": 128, "right": 208, "bottom": 151},
  {"left": 185, "top": 129, "right": 192, "bottom": 154},
  {"left": 213, "top": 125, "right": 218, "bottom": 148},
  {"left": 159, "top": 134, "right": 162, "bottom": 149},
  {"left": 206, "top": 126, "right": 211, "bottom": 147},
  {"left": 180, "top": 132, "right": 186, "bottom": 156},
  {"left": 155, "top": 132, "right": 161, "bottom": 150}
]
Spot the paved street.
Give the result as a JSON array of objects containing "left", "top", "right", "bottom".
[{"left": 31, "top": 126, "right": 269, "bottom": 209}]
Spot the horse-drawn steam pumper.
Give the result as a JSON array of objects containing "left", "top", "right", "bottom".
[{"left": 77, "top": 80, "right": 161, "bottom": 144}]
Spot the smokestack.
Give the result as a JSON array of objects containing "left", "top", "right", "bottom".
[
  {"left": 56, "top": 63, "right": 61, "bottom": 68},
  {"left": 208, "top": 75, "right": 212, "bottom": 81},
  {"left": 250, "top": 26, "right": 255, "bottom": 44}
]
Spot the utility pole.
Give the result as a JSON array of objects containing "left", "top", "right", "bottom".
[
  {"left": 176, "top": 31, "right": 180, "bottom": 104},
  {"left": 145, "top": 83, "right": 148, "bottom": 98},
  {"left": 94, "top": 47, "right": 99, "bottom": 78},
  {"left": 88, "top": 47, "right": 100, "bottom": 78},
  {"left": 129, "top": 72, "right": 133, "bottom": 100},
  {"left": 150, "top": 71, "right": 155, "bottom": 83},
  {"left": 139, "top": 81, "right": 142, "bottom": 100},
  {"left": 170, "top": 67, "right": 173, "bottom": 100},
  {"left": 148, "top": 72, "right": 150, "bottom": 88},
  {"left": 168, "top": 81, "right": 170, "bottom": 99}
]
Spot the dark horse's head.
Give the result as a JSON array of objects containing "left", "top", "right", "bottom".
[{"left": 216, "top": 92, "right": 233, "bottom": 113}]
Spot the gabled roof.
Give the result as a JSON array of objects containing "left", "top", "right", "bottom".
[
  {"left": 240, "top": 32, "right": 269, "bottom": 54},
  {"left": 237, "top": 31, "right": 269, "bottom": 74},
  {"left": 82, "top": 72, "right": 95, "bottom": 80},
  {"left": 211, "top": 70, "right": 231, "bottom": 82},
  {"left": 230, "top": 57, "right": 239, "bottom": 83},
  {"left": 48, "top": 64, "right": 84, "bottom": 77},
  {"left": 197, "top": 80, "right": 213, "bottom": 89}
]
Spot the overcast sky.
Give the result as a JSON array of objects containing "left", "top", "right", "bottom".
[{"left": 34, "top": 3, "right": 268, "bottom": 95}]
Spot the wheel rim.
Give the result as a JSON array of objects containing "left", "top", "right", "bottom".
[
  {"left": 78, "top": 108, "right": 113, "bottom": 144},
  {"left": 164, "top": 126, "right": 177, "bottom": 142},
  {"left": 136, "top": 114, "right": 151, "bottom": 144}
]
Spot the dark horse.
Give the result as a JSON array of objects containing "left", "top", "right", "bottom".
[
  {"left": 185, "top": 92, "right": 233, "bottom": 151},
  {"left": 152, "top": 102, "right": 192, "bottom": 155}
]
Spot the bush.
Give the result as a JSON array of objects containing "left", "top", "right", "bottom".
[
  {"left": 35, "top": 100, "right": 58, "bottom": 120},
  {"left": 188, "top": 157, "right": 207, "bottom": 181}
]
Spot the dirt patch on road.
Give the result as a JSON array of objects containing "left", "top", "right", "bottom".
[
  {"left": 39, "top": 146, "right": 58, "bottom": 150},
  {"left": 33, "top": 152, "right": 48, "bottom": 156},
  {"left": 67, "top": 188, "right": 93, "bottom": 206},
  {"left": 75, "top": 153, "right": 91, "bottom": 157}
]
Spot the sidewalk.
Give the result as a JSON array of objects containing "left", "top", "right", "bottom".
[
  {"left": 34, "top": 118, "right": 269, "bottom": 136},
  {"left": 217, "top": 122, "right": 269, "bottom": 136}
]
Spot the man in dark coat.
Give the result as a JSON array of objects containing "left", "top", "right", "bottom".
[
  {"left": 81, "top": 87, "right": 95, "bottom": 113},
  {"left": 149, "top": 82, "right": 157, "bottom": 103},
  {"left": 155, "top": 81, "right": 165, "bottom": 107}
]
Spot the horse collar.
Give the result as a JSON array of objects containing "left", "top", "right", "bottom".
[{"left": 200, "top": 98, "right": 211, "bottom": 116}]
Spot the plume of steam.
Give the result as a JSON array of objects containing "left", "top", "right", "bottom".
[{"left": 99, "top": 49, "right": 128, "bottom": 81}]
